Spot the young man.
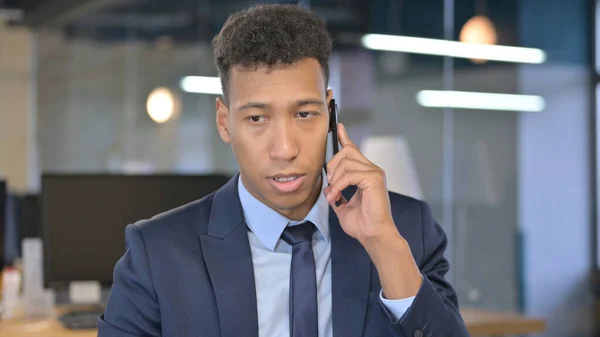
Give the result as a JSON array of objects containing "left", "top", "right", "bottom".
[{"left": 99, "top": 4, "right": 469, "bottom": 337}]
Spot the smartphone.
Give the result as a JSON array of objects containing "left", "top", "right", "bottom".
[
  {"left": 327, "top": 99, "right": 343, "bottom": 206},
  {"left": 329, "top": 99, "right": 339, "bottom": 155}
]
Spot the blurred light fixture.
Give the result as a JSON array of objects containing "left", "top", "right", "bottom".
[
  {"left": 361, "top": 34, "right": 546, "bottom": 64},
  {"left": 146, "top": 87, "right": 180, "bottom": 123},
  {"left": 460, "top": 15, "right": 497, "bottom": 45},
  {"left": 416, "top": 90, "right": 545, "bottom": 112},
  {"left": 459, "top": 15, "right": 498, "bottom": 64},
  {"left": 179, "top": 76, "right": 222, "bottom": 95},
  {"left": 360, "top": 135, "right": 423, "bottom": 200}
]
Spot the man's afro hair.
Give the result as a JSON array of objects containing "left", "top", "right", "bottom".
[{"left": 212, "top": 4, "right": 333, "bottom": 100}]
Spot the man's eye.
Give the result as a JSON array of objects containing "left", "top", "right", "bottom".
[
  {"left": 248, "top": 116, "right": 265, "bottom": 123},
  {"left": 297, "top": 112, "right": 311, "bottom": 118}
]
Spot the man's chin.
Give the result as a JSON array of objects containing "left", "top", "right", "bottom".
[
  {"left": 270, "top": 194, "right": 310, "bottom": 209},
  {"left": 265, "top": 190, "right": 313, "bottom": 210}
]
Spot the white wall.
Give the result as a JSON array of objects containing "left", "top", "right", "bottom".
[
  {"left": 0, "top": 24, "right": 37, "bottom": 193},
  {"left": 519, "top": 64, "right": 594, "bottom": 337}
]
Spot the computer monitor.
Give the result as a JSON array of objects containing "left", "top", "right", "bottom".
[
  {"left": 17, "top": 194, "right": 40, "bottom": 239},
  {"left": 41, "top": 173, "right": 231, "bottom": 290}
]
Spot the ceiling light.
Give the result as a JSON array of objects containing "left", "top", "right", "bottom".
[
  {"left": 416, "top": 90, "right": 545, "bottom": 112},
  {"left": 146, "top": 87, "right": 180, "bottom": 123},
  {"left": 361, "top": 33, "right": 546, "bottom": 64},
  {"left": 179, "top": 76, "right": 222, "bottom": 95},
  {"left": 459, "top": 15, "right": 498, "bottom": 64}
]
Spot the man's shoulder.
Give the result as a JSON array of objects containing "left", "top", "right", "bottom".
[
  {"left": 387, "top": 191, "right": 425, "bottom": 216},
  {"left": 386, "top": 191, "right": 434, "bottom": 246},
  {"left": 128, "top": 191, "right": 217, "bottom": 239}
]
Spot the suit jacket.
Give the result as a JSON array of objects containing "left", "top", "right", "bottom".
[{"left": 98, "top": 174, "right": 469, "bottom": 337}]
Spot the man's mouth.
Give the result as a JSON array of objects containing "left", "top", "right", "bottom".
[
  {"left": 272, "top": 176, "right": 301, "bottom": 182},
  {"left": 268, "top": 174, "right": 306, "bottom": 193}
]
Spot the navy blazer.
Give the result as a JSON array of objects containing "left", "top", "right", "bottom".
[{"left": 98, "top": 175, "right": 469, "bottom": 337}]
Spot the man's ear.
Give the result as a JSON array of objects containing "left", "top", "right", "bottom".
[
  {"left": 215, "top": 97, "right": 231, "bottom": 143},
  {"left": 326, "top": 88, "right": 333, "bottom": 105}
]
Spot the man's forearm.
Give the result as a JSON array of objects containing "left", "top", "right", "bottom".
[{"left": 361, "top": 225, "right": 423, "bottom": 300}]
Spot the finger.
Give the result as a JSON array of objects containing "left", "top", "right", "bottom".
[
  {"left": 326, "top": 169, "right": 383, "bottom": 204},
  {"left": 326, "top": 146, "right": 371, "bottom": 179},
  {"left": 334, "top": 195, "right": 348, "bottom": 208},
  {"left": 328, "top": 157, "right": 373, "bottom": 187},
  {"left": 323, "top": 186, "right": 348, "bottom": 207},
  {"left": 337, "top": 123, "right": 356, "bottom": 148}
]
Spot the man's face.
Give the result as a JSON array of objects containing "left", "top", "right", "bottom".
[{"left": 216, "top": 58, "right": 332, "bottom": 220}]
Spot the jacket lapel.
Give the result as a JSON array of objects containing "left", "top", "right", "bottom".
[
  {"left": 199, "top": 175, "right": 259, "bottom": 337},
  {"left": 330, "top": 208, "right": 373, "bottom": 337}
]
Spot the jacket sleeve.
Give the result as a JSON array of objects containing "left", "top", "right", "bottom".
[
  {"left": 391, "top": 200, "right": 470, "bottom": 337},
  {"left": 98, "top": 224, "right": 161, "bottom": 337}
]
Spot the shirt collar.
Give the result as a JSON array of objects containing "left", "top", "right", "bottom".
[{"left": 237, "top": 173, "right": 330, "bottom": 251}]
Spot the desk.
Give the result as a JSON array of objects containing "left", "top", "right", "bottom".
[
  {"left": 462, "top": 308, "right": 546, "bottom": 336},
  {"left": 0, "top": 308, "right": 545, "bottom": 337},
  {"left": 0, "top": 316, "right": 96, "bottom": 337}
]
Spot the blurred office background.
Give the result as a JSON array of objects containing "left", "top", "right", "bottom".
[{"left": 0, "top": 0, "right": 596, "bottom": 336}]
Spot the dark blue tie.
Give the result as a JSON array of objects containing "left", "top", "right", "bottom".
[{"left": 281, "top": 221, "right": 318, "bottom": 337}]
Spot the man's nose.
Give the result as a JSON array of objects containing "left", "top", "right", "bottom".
[{"left": 270, "top": 120, "right": 299, "bottom": 162}]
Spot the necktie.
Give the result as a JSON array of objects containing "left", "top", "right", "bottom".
[{"left": 281, "top": 221, "right": 318, "bottom": 337}]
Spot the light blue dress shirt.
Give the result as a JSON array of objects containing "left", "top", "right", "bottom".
[{"left": 237, "top": 174, "right": 415, "bottom": 337}]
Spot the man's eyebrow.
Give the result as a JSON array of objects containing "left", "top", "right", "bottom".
[
  {"left": 236, "top": 99, "right": 324, "bottom": 111},
  {"left": 238, "top": 102, "right": 268, "bottom": 111},
  {"left": 296, "top": 99, "right": 325, "bottom": 107}
]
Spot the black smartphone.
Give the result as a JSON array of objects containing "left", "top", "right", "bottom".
[
  {"left": 326, "top": 99, "right": 343, "bottom": 206},
  {"left": 329, "top": 99, "right": 339, "bottom": 154}
]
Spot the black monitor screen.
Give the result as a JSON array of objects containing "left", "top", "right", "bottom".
[{"left": 41, "top": 174, "right": 231, "bottom": 288}]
